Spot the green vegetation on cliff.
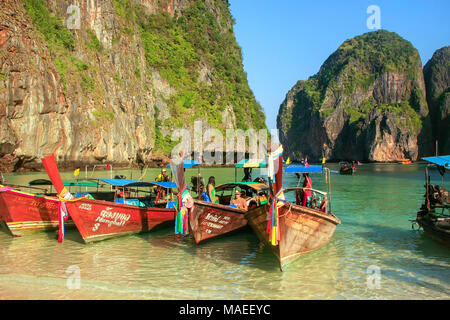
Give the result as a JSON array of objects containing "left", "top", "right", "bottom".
[{"left": 114, "top": 0, "right": 266, "bottom": 131}]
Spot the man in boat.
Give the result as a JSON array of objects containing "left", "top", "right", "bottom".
[
  {"left": 230, "top": 190, "right": 248, "bottom": 210},
  {"left": 155, "top": 169, "right": 170, "bottom": 201},
  {"left": 242, "top": 168, "right": 252, "bottom": 182},
  {"left": 302, "top": 173, "right": 313, "bottom": 208}
]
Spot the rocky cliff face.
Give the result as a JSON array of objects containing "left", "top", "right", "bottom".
[
  {"left": 423, "top": 46, "right": 450, "bottom": 155},
  {"left": 0, "top": 0, "right": 266, "bottom": 172},
  {"left": 277, "top": 30, "right": 431, "bottom": 162}
]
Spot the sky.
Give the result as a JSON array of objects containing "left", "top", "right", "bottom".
[{"left": 229, "top": 0, "right": 450, "bottom": 131}]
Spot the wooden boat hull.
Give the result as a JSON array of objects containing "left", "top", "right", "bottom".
[
  {"left": 65, "top": 198, "right": 176, "bottom": 243},
  {"left": 189, "top": 200, "right": 268, "bottom": 244},
  {"left": 416, "top": 214, "right": 450, "bottom": 248},
  {"left": 245, "top": 202, "right": 341, "bottom": 270},
  {"left": 0, "top": 189, "right": 74, "bottom": 236}
]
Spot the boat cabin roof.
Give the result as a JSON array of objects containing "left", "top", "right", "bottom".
[
  {"left": 216, "top": 182, "right": 269, "bottom": 192},
  {"left": 423, "top": 156, "right": 450, "bottom": 169},
  {"left": 168, "top": 160, "right": 202, "bottom": 168},
  {"left": 285, "top": 165, "right": 323, "bottom": 173},
  {"left": 235, "top": 159, "right": 267, "bottom": 168},
  {"left": 29, "top": 179, "right": 99, "bottom": 187}
]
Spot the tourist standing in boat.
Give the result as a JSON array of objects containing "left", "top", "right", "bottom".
[
  {"left": 302, "top": 173, "right": 312, "bottom": 207},
  {"left": 205, "top": 176, "right": 218, "bottom": 204},
  {"left": 230, "top": 190, "right": 248, "bottom": 210}
]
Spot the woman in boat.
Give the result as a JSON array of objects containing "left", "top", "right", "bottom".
[
  {"left": 230, "top": 190, "right": 248, "bottom": 210},
  {"left": 302, "top": 173, "right": 312, "bottom": 208},
  {"left": 205, "top": 176, "right": 218, "bottom": 204}
]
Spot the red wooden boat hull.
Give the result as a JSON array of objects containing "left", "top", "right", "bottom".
[
  {"left": 0, "top": 189, "right": 74, "bottom": 236},
  {"left": 65, "top": 198, "right": 176, "bottom": 243},
  {"left": 189, "top": 200, "right": 268, "bottom": 244}
]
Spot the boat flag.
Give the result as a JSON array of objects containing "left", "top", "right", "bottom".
[
  {"left": 73, "top": 168, "right": 80, "bottom": 177},
  {"left": 106, "top": 163, "right": 110, "bottom": 170},
  {"left": 286, "top": 157, "right": 291, "bottom": 165},
  {"left": 322, "top": 157, "right": 326, "bottom": 164}
]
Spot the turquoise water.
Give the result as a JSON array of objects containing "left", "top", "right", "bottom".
[{"left": 0, "top": 163, "right": 449, "bottom": 299}]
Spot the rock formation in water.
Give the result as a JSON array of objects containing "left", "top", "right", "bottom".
[
  {"left": 0, "top": 0, "right": 266, "bottom": 172},
  {"left": 423, "top": 46, "right": 450, "bottom": 155},
  {"left": 277, "top": 30, "right": 431, "bottom": 162}
]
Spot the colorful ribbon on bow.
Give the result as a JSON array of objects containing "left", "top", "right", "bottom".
[
  {"left": 266, "top": 198, "right": 280, "bottom": 246},
  {"left": 175, "top": 187, "right": 190, "bottom": 235}
]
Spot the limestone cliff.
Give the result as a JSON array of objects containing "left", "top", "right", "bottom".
[
  {"left": 277, "top": 30, "right": 431, "bottom": 162},
  {"left": 0, "top": 0, "right": 266, "bottom": 171},
  {"left": 423, "top": 46, "right": 450, "bottom": 155}
]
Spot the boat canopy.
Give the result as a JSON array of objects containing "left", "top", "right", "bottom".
[
  {"left": 124, "top": 181, "right": 177, "bottom": 188},
  {"left": 168, "top": 160, "right": 202, "bottom": 168},
  {"left": 285, "top": 165, "right": 323, "bottom": 173},
  {"left": 216, "top": 182, "right": 269, "bottom": 192},
  {"left": 96, "top": 178, "right": 140, "bottom": 186},
  {"left": 29, "top": 179, "right": 99, "bottom": 187},
  {"left": 423, "top": 156, "right": 450, "bottom": 169},
  {"left": 235, "top": 159, "right": 267, "bottom": 168}
]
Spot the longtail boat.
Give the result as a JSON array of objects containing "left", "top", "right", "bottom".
[
  {"left": 41, "top": 155, "right": 176, "bottom": 243},
  {"left": 245, "top": 145, "right": 341, "bottom": 270},
  {"left": 190, "top": 182, "right": 269, "bottom": 244},
  {"left": 0, "top": 186, "right": 66, "bottom": 236},
  {"left": 339, "top": 161, "right": 355, "bottom": 175},
  {"left": 413, "top": 156, "right": 450, "bottom": 247},
  {"left": 0, "top": 180, "right": 95, "bottom": 236},
  {"left": 169, "top": 157, "right": 270, "bottom": 244}
]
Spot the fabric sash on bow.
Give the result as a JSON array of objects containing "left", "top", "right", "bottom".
[{"left": 175, "top": 187, "right": 190, "bottom": 235}]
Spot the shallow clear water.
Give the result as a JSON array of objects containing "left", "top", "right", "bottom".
[{"left": 0, "top": 163, "right": 449, "bottom": 299}]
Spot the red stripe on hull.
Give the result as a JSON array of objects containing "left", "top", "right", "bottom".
[{"left": 65, "top": 198, "right": 176, "bottom": 243}]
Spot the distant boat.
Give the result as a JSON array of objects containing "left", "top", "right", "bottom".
[
  {"left": 414, "top": 156, "right": 450, "bottom": 248},
  {"left": 339, "top": 161, "right": 356, "bottom": 175},
  {"left": 398, "top": 158, "right": 412, "bottom": 165}
]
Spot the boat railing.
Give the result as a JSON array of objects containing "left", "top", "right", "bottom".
[{"left": 275, "top": 187, "right": 330, "bottom": 214}]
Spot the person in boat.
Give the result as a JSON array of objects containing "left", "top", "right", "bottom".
[
  {"left": 155, "top": 169, "right": 170, "bottom": 201},
  {"left": 320, "top": 197, "right": 328, "bottom": 213},
  {"left": 258, "top": 191, "right": 268, "bottom": 205},
  {"left": 351, "top": 161, "right": 356, "bottom": 173},
  {"left": 204, "top": 176, "right": 218, "bottom": 204},
  {"left": 302, "top": 173, "right": 313, "bottom": 208},
  {"left": 230, "top": 190, "right": 248, "bottom": 211},
  {"left": 242, "top": 168, "right": 253, "bottom": 182}
]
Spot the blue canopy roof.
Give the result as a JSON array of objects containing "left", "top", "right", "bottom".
[
  {"left": 168, "top": 160, "right": 202, "bottom": 168},
  {"left": 235, "top": 159, "right": 267, "bottom": 168},
  {"left": 285, "top": 165, "right": 323, "bottom": 173},
  {"left": 423, "top": 156, "right": 450, "bottom": 169},
  {"left": 97, "top": 178, "right": 140, "bottom": 186},
  {"left": 124, "top": 181, "right": 177, "bottom": 188}
]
